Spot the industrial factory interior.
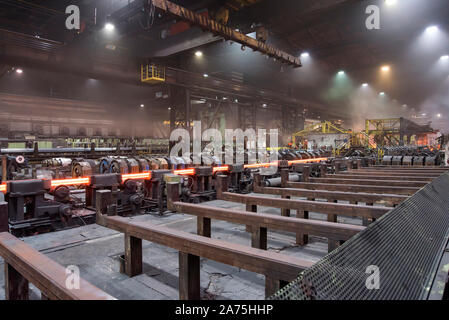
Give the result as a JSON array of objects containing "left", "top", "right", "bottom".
[{"left": 1, "top": 0, "right": 449, "bottom": 310}]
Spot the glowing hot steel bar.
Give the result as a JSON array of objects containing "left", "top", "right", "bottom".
[
  {"left": 213, "top": 166, "right": 230, "bottom": 173},
  {"left": 0, "top": 183, "right": 6, "bottom": 193},
  {"left": 122, "top": 172, "right": 151, "bottom": 181},
  {"left": 288, "top": 158, "right": 328, "bottom": 165},
  {"left": 50, "top": 177, "right": 90, "bottom": 188},
  {"left": 173, "top": 168, "right": 196, "bottom": 175}
]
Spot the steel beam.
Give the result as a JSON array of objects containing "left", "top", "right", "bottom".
[
  {"left": 253, "top": 186, "right": 408, "bottom": 206},
  {"left": 309, "top": 178, "right": 427, "bottom": 188},
  {"left": 328, "top": 174, "right": 433, "bottom": 182},
  {"left": 151, "top": 0, "right": 301, "bottom": 67},
  {"left": 286, "top": 182, "right": 419, "bottom": 195},
  {"left": 168, "top": 201, "right": 364, "bottom": 241},
  {"left": 219, "top": 192, "right": 390, "bottom": 219}
]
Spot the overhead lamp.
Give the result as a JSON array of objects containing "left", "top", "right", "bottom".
[
  {"left": 426, "top": 25, "right": 438, "bottom": 33},
  {"left": 168, "top": 107, "right": 171, "bottom": 110},
  {"left": 195, "top": 51, "right": 203, "bottom": 57},
  {"left": 104, "top": 23, "right": 115, "bottom": 31},
  {"left": 301, "top": 52, "right": 310, "bottom": 58},
  {"left": 381, "top": 65, "right": 390, "bottom": 72},
  {"left": 337, "top": 70, "right": 345, "bottom": 75},
  {"left": 362, "top": 83, "right": 368, "bottom": 87},
  {"left": 203, "top": 74, "right": 209, "bottom": 77},
  {"left": 235, "top": 99, "right": 239, "bottom": 103},
  {"left": 385, "top": 0, "right": 397, "bottom": 6},
  {"left": 437, "top": 113, "right": 441, "bottom": 118},
  {"left": 15, "top": 68, "right": 23, "bottom": 74},
  {"left": 440, "top": 55, "right": 449, "bottom": 60},
  {"left": 140, "top": 104, "right": 144, "bottom": 108},
  {"left": 262, "top": 103, "right": 267, "bottom": 108},
  {"left": 379, "top": 92, "right": 385, "bottom": 96},
  {"left": 421, "top": 113, "right": 426, "bottom": 116},
  {"left": 402, "top": 104, "right": 407, "bottom": 107}
]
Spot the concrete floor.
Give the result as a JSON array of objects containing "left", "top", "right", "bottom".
[{"left": 0, "top": 193, "right": 365, "bottom": 300}]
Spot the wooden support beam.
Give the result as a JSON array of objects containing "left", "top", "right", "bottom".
[
  {"left": 309, "top": 177, "right": 427, "bottom": 188},
  {"left": 0, "top": 232, "right": 115, "bottom": 300},
  {"left": 5, "top": 263, "right": 29, "bottom": 300},
  {"left": 328, "top": 174, "right": 433, "bottom": 182},
  {"left": 286, "top": 181, "right": 419, "bottom": 195},
  {"left": 100, "top": 216, "right": 313, "bottom": 284},
  {"left": 124, "top": 234, "right": 143, "bottom": 277},
  {"left": 253, "top": 185, "right": 407, "bottom": 206},
  {"left": 219, "top": 192, "right": 390, "bottom": 219},
  {"left": 169, "top": 202, "right": 364, "bottom": 241},
  {"left": 197, "top": 217, "right": 211, "bottom": 237},
  {"left": 179, "top": 252, "right": 200, "bottom": 300},
  {"left": 0, "top": 201, "right": 8, "bottom": 233}
]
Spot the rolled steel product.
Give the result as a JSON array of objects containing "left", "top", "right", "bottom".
[{"left": 265, "top": 174, "right": 300, "bottom": 187}]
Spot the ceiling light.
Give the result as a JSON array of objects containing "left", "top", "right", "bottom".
[
  {"left": 362, "top": 83, "right": 368, "bottom": 87},
  {"left": 337, "top": 70, "right": 345, "bottom": 75},
  {"left": 385, "top": 0, "right": 397, "bottom": 5},
  {"left": 15, "top": 68, "right": 23, "bottom": 74},
  {"left": 235, "top": 99, "right": 239, "bottom": 103},
  {"left": 262, "top": 103, "right": 267, "bottom": 108},
  {"left": 402, "top": 104, "right": 407, "bottom": 107},
  {"left": 426, "top": 25, "right": 438, "bottom": 33},
  {"left": 168, "top": 107, "right": 171, "bottom": 110},
  {"left": 105, "top": 23, "right": 115, "bottom": 31},
  {"left": 437, "top": 113, "right": 441, "bottom": 118},
  {"left": 140, "top": 104, "right": 144, "bottom": 108},
  {"left": 381, "top": 65, "right": 390, "bottom": 72},
  {"left": 195, "top": 51, "right": 203, "bottom": 57},
  {"left": 301, "top": 52, "right": 309, "bottom": 58},
  {"left": 203, "top": 74, "right": 208, "bottom": 77},
  {"left": 421, "top": 113, "right": 426, "bottom": 116},
  {"left": 440, "top": 55, "right": 449, "bottom": 60},
  {"left": 379, "top": 92, "right": 385, "bottom": 96}
]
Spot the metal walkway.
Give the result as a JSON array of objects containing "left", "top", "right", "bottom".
[{"left": 270, "top": 171, "right": 449, "bottom": 300}]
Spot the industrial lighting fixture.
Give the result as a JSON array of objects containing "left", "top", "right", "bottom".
[
  {"left": 381, "top": 65, "right": 390, "bottom": 72},
  {"left": 379, "top": 92, "right": 385, "bottom": 96},
  {"left": 301, "top": 52, "right": 310, "bottom": 58},
  {"left": 337, "top": 70, "right": 345, "bottom": 75},
  {"left": 440, "top": 55, "right": 449, "bottom": 60},
  {"left": 437, "top": 113, "right": 441, "bottom": 118},
  {"left": 195, "top": 51, "right": 203, "bottom": 57},
  {"left": 140, "top": 104, "right": 144, "bottom": 108},
  {"left": 168, "top": 107, "right": 171, "bottom": 110},
  {"left": 104, "top": 23, "right": 115, "bottom": 31},
  {"left": 402, "top": 104, "right": 407, "bottom": 107},
  {"left": 15, "top": 68, "right": 23, "bottom": 74},
  {"left": 421, "top": 113, "right": 426, "bottom": 116},
  {"left": 203, "top": 73, "right": 209, "bottom": 77},
  {"left": 385, "top": 0, "right": 397, "bottom": 5},
  {"left": 362, "top": 83, "right": 368, "bottom": 87},
  {"left": 235, "top": 99, "right": 239, "bottom": 103},
  {"left": 426, "top": 25, "right": 438, "bottom": 33},
  {"left": 262, "top": 103, "right": 267, "bottom": 108}
]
